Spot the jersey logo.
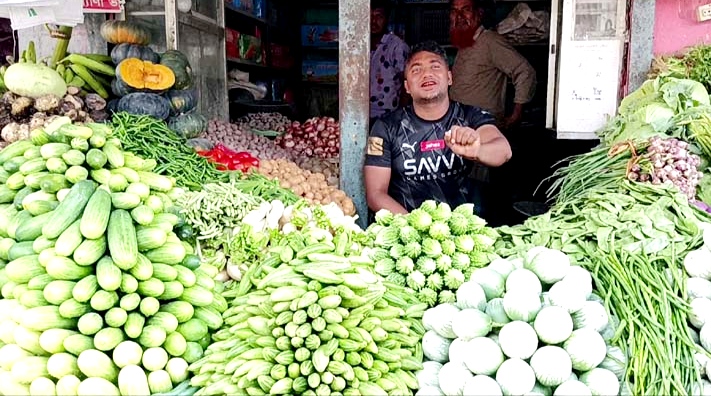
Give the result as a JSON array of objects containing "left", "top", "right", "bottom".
[
  {"left": 420, "top": 140, "right": 446, "bottom": 152},
  {"left": 403, "top": 153, "right": 465, "bottom": 178},
  {"left": 401, "top": 142, "right": 417, "bottom": 154},
  {"left": 367, "top": 137, "right": 384, "bottom": 156}
]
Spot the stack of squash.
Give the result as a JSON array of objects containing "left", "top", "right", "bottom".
[{"left": 102, "top": 20, "right": 207, "bottom": 139}]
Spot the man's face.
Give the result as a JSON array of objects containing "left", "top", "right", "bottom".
[
  {"left": 404, "top": 51, "right": 452, "bottom": 104},
  {"left": 450, "top": 0, "right": 481, "bottom": 48},
  {"left": 371, "top": 8, "right": 387, "bottom": 35}
]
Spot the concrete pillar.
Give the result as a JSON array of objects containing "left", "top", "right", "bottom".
[{"left": 339, "top": 0, "right": 370, "bottom": 228}]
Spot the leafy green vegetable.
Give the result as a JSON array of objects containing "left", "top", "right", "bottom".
[
  {"left": 659, "top": 77, "right": 710, "bottom": 112},
  {"left": 497, "top": 180, "right": 709, "bottom": 262},
  {"left": 697, "top": 171, "right": 711, "bottom": 204},
  {"left": 597, "top": 76, "right": 711, "bottom": 145},
  {"left": 650, "top": 44, "right": 711, "bottom": 92}
]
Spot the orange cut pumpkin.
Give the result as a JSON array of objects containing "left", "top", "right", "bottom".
[{"left": 115, "top": 58, "right": 176, "bottom": 93}]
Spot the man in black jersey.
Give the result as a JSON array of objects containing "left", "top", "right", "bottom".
[{"left": 363, "top": 40, "right": 512, "bottom": 216}]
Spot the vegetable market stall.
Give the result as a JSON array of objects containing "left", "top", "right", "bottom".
[{"left": 2, "top": 42, "right": 711, "bottom": 396}]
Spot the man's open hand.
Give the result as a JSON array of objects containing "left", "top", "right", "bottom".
[{"left": 445, "top": 125, "right": 481, "bottom": 160}]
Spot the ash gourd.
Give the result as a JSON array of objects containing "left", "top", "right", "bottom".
[
  {"left": 417, "top": 246, "right": 624, "bottom": 396},
  {"left": 682, "top": 224, "right": 711, "bottom": 389}
]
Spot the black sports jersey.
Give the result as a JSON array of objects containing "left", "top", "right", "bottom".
[{"left": 365, "top": 101, "right": 496, "bottom": 212}]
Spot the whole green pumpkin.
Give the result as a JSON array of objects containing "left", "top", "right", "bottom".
[
  {"left": 111, "top": 44, "right": 160, "bottom": 65},
  {"left": 117, "top": 92, "right": 171, "bottom": 120},
  {"left": 168, "top": 113, "right": 207, "bottom": 139},
  {"left": 111, "top": 78, "right": 134, "bottom": 97},
  {"left": 160, "top": 50, "right": 193, "bottom": 90},
  {"left": 164, "top": 88, "right": 198, "bottom": 116}
]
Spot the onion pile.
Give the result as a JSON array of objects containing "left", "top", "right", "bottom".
[
  {"left": 274, "top": 116, "right": 340, "bottom": 158},
  {"left": 294, "top": 157, "right": 340, "bottom": 187},
  {"left": 234, "top": 112, "right": 292, "bottom": 133},
  {"left": 627, "top": 136, "right": 703, "bottom": 200},
  {"left": 257, "top": 158, "right": 355, "bottom": 215},
  {"left": 203, "top": 120, "right": 295, "bottom": 160}
]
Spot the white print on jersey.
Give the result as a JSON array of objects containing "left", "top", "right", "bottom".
[{"left": 403, "top": 152, "right": 466, "bottom": 180}]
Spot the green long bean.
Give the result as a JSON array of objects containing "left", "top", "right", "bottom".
[
  {"left": 587, "top": 246, "right": 701, "bottom": 395},
  {"left": 110, "top": 112, "right": 230, "bottom": 189}
]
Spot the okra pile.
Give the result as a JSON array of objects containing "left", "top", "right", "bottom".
[
  {"left": 189, "top": 226, "right": 427, "bottom": 396},
  {"left": 0, "top": 119, "right": 225, "bottom": 395},
  {"left": 367, "top": 201, "right": 500, "bottom": 307}
]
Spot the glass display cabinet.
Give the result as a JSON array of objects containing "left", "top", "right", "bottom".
[{"left": 120, "top": 0, "right": 228, "bottom": 120}]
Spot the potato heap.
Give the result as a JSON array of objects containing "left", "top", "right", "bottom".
[{"left": 257, "top": 159, "right": 355, "bottom": 215}]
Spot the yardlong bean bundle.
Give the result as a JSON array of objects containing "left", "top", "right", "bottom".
[
  {"left": 111, "top": 112, "right": 230, "bottom": 189},
  {"left": 588, "top": 247, "right": 701, "bottom": 395}
]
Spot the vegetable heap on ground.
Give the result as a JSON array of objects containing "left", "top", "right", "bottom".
[
  {"left": 111, "top": 112, "right": 229, "bottom": 189},
  {"left": 595, "top": 76, "right": 711, "bottom": 147},
  {"left": 233, "top": 112, "right": 292, "bottom": 135},
  {"left": 295, "top": 157, "right": 340, "bottom": 187},
  {"left": 196, "top": 143, "right": 260, "bottom": 173},
  {"left": 274, "top": 117, "right": 341, "bottom": 159},
  {"left": 678, "top": 228, "right": 711, "bottom": 393},
  {"left": 587, "top": 246, "right": 702, "bottom": 395},
  {"left": 416, "top": 246, "right": 623, "bottom": 396},
  {"left": 546, "top": 136, "right": 704, "bottom": 204},
  {"left": 0, "top": 121, "right": 226, "bottom": 395},
  {"left": 176, "top": 184, "right": 300, "bottom": 282},
  {"left": 499, "top": 181, "right": 708, "bottom": 262},
  {"left": 498, "top": 185, "right": 710, "bottom": 393},
  {"left": 189, "top": 220, "right": 427, "bottom": 396},
  {"left": 1, "top": 86, "right": 109, "bottom": 146},
  {"left": 200, "top": 120, "right": 295, "bottom": 161},
  {"left": 366, "top": 201, "right": 499, "bottom": 307},
  {"left": 492, "top": 63, "right": 711, "bottom": 394},
  {"left": 256, "top": 159, "right": 355, "bottom": 215}
]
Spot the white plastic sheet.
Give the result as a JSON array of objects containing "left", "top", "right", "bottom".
[{"left": 0, "top": 0, "right": 84, "bottom": 30}]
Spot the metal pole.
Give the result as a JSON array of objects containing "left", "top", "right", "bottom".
[{"left": 338, "top": 0, "right": 370, "bottom": 229}]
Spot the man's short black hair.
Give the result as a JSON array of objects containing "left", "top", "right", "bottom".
[
  {"left": 406, "top": 40, "right": 448, "bottom": 68},
  {"left": 371, "top": 0, "right": 391, "bottom": 15}
]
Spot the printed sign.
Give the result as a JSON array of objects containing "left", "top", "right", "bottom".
[
  {"left": 420, "top": 140, "right": 445, "bottom": 152},
  {"left": 83, "top": 0, "right": 122, "bottom": 13}
]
